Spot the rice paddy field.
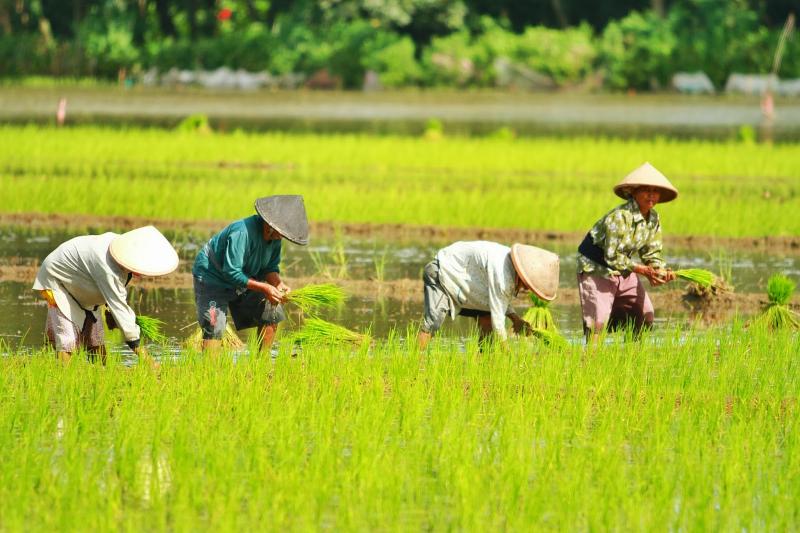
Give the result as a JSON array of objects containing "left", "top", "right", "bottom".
[
  {"left": 1, "top": 121, "right": 799, "bottom": 529},
  {"left": 1, "top": 325, "right": 798, "bottom": 530},
  {"left": 1, "top": 125, "right": 799, "bottom": 237}
]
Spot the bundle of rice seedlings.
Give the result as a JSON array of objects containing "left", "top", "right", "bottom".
[
  {"left": 522, "top": 293, "right": 557, "bottom": 332},
  {"left": 185, "top": 323, "right": 245, "bottom": 350},
  {"left": 674, "top": 268, "right": 731, "bottom": 299},
  {"left": 136, "top": 315, "right": 167, "bottom": 344},
  {"left": 753, "top": 274, "right": 800, "bottom": 329},
  {"left": 292, "top": 317, "right": 369, "bottom": 346},
  {"left": 673, "top": 268, "right": 716, "bottom": 289},
  {"left": 284, "top": 284, "right": 347, "bottom": 314},
  {"left": 530, "top": 327, "right": 568, "bottom": 349}
]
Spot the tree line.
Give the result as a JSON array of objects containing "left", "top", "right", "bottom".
[{"left": 0, "top": 0, "right": 797, "bottom": 90}]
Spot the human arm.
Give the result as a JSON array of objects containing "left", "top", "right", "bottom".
[{"left": 508, "top": 311, "right": 532, "bottom": 336}]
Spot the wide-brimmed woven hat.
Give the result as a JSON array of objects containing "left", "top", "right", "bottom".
[
  {"left": 613, "top": 162, "right": 678, "bottom": 203},
  {"left": 510, "top": 244, "right": 560, "bottom": 301},
  {"left": 109, "top": 226, "right": 179, "bottom": 276},
  {"left": 254, "top": 195, "right": 309, "bottom": 246}
]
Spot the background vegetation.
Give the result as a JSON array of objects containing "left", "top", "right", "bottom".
[{"left": 0, "top": 0, "right": 798, "bottom": 90}]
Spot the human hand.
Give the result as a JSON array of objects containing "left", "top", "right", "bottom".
[
  {"left": 263, "top": 283, "right": 285, "bottom": 305},
  {"left": 277, "top": 282, "right": 291, "bottom": 296},
  {"left": 634, "top": 265, "right": 667, "bottom": 287},
  {"left": 512, "top": 318, "right": 533, "bottom": 336}
]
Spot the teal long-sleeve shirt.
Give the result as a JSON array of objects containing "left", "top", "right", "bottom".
[{"left": 193, "top": 215, "right": 281, "bottom": 289}]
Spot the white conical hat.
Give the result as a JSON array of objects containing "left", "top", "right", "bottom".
[
  {"left": 613, "top": 162, "right": 678, "bottom": 203},
  {"left": 109, "top": 226, "right": 179, "bottom": 276},
  {"left": 510, "top": 244, "right": 560, "bottom": 301}
]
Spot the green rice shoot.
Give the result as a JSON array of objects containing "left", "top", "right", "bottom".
[
  {"left": 530, "top": 327, "right": 568, "bottom": 348},
  {"left": 522, "top": 293, "right": 557, "bottom": 332},
  {"left": 674, "top": 269, "right": 716, "bottom": 289},
  {"left": 136, "top": 315, "right": 167, "bottom": 344},
  {"left": 753, "top": 274, "right": 799, "bottom": 330},
  {"left": 185, "top": 323, "right": 245, "bottom": 350},
  {"left": 285, "top": 284, "right": 348, "bottom": 314},
  {"left": 766, "top": 274, "right": 795, "bottom": 305},
  {"left": 292, "top": 317, "right": 368, "bottom": 346}
]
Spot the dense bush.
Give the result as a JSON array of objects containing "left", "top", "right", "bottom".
[
  {"left": 513, "top": 24, "right": 597, "bottom": 85},
  {"left": 1, "top": 0, "right": 799, "bottom": 91},
  {"left": 600, "top": 10, "right": 676, "bottom": 90}
]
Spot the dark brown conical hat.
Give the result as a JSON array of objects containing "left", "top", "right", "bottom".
[{"left": 254, "top": 195, "right": 309, "bottom": 245}]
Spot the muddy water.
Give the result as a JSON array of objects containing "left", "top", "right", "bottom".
[{"left": 1, "top": 227, "right": 795, "bottom": 352}]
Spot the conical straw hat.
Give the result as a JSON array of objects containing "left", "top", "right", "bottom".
[
  {"left": 510, "top": 244, "right": 560, "bottom": 301},
  {"left": 613, "top": 162, "right": 678, "bottom": 203},
  {"left": 255, "top": 195, "right": 309, "bottom": 246},
  {"left": 109, "top": 226, "right": 179, "bottom": 276}
]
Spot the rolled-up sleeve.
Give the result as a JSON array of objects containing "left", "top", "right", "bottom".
[
  {"left": 602, "top": 211, "right": 636, "bottom": 272},
  {"left": 221, "top": 232, "right": 250, "bottom": 288}
]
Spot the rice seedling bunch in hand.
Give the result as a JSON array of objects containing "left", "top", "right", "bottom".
[
  {"left": 754, "top": 274, "right": 800, "bottom": 330},
  {"left": 284, "top": 284, "right": 347, "bottom": 315},
  {"left": 292, "top": 317, "right": 369, "bottom": 347},
  {"left": 530, "top": 327, "right": 568, "bottom": 349},
  {"left": 674, "top": 269, "right": 716, "bottom": 289},
  {"left": 522, "top": 293, "right": 557, "bottom": 332},
  {"left": 674, "top": 268, "right": 731, "bottom": 299},
  {"left": 136, "top": 315, "right": 167, "bottom": 344}
]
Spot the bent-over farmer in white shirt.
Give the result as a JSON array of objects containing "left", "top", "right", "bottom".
[
  {"left": 32, "top": 226, "right": 179, "bottom": 365},
  {"left": 418, "top": 241, "right": 560, "bottom": 349}
]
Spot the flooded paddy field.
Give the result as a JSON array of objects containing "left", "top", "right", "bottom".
[{"left": 2, "top": 224, "right": 797, "bottom": 352}]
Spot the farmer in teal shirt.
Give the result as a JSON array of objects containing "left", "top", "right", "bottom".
[{"left": 193, "top": 195, "right": 309, "bottom": 353}]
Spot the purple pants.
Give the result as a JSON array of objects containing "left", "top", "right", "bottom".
[{"left": 577, "top": 272, "right": 655, "bottom": 334}]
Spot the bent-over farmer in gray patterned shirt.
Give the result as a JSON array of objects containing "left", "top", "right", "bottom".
[
  {"left": 577, "top": 162, "right": 679, "bottom": 345},
  {"left": 418, "top": 241, "right": 560, "bottom": 350}
]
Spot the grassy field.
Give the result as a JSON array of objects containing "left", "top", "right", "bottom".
[
  {"left": 1, "top": 325, "right": 797, "bottom": 530},
  {"left": 1, "top": 125, "right": 799, "bottom": 237}
]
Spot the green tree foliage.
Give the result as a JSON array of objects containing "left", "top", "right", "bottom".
[
  {"left": 600, "top": 10, "right": 677, "bottom": 90},
  {"left": 0, "top": 0, "right": 798, "bottom": 90}
]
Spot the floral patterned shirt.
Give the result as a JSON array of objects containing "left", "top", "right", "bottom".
[{"left": 577, "top": 198, "right": 666, "bottom": 277}]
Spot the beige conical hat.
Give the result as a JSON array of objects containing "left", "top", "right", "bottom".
[
  {"left": 109, "top": 226, "right": 179, "bottom": 276},
  {"left": 613, "top": 162, "right": 678, "bottom": 203},
  {"left": 510, "top": 244, "right": 560, "bottom": 301}
]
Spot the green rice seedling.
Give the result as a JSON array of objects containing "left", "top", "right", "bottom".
[
  {"left": 185, "top": 323, "right": 245, "bottom": 350},
  {"left": 753, "top": 274, "right": 800, "bottom": 329},
  {"left": 766, "top": 273, "right": 795, "bottom": 305},
  {"left": 675, "top": 268, "right": 731, "bottom": 299},
  {"left": 522, "top": 293, "right": 557, "bottom": 332},
  {"left": 674, "top": 269, "right": 716, "bottom": 289},
  {"left": 292, "top": 317, "right": 369, "bottom": 346},
  {"left": 136, "top": 315, "right": 167, "bottom": 344},
  {"left": 285, "top": 284, "right": 347, "bottom": 315},
  {"left": 5, "top": 125, "right": 800, "bottom": 238},
  {"left": 530, "top": 327, "right": 568, "bottom": 348}
]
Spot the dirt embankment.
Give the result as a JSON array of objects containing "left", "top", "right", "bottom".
[{"left": 2, "top": 212, "right": 800, "bottom": 254}]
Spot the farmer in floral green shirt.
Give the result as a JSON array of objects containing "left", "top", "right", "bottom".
[{"left": 577, "top": 162, "right": 678, "bottom": 343}]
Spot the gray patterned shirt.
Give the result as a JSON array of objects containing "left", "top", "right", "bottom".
[{"left": 577, "top": 198, "right": 666, "bottom": 277}]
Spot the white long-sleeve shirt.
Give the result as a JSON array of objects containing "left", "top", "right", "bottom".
[
  {"left": 435, "top": 241, "right": 517, "bottom": 340},
  {"left": 32, "top": 233, "right": 140, "bottom": 342}
]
